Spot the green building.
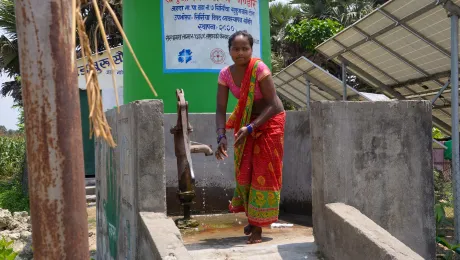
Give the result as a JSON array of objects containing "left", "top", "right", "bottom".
[
  {"left": 123, "top": 0, "right": 271, "bottom": 113},
  {"left": 81, "top": 1, "right": 271, "bottom": 177}
]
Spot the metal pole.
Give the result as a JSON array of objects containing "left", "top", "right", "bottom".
[
  {"left": 15, "top": 0, "right": 89, "bottom": 259},
  {"left": 306, "top": 79, "right": 311, "bottom": 110},
  {"left": 342, "top": 61, "right": 347, "bottom": 101},
  {"left": 431, "top": 79, "right": 451, "bottom": 105},
  {"left": 450, "top": 13, "right": 460, "bottom": 243}
]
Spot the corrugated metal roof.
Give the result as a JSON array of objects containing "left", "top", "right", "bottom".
[{"left": 316, "top": 0, "right": 460, "bottom": 135}]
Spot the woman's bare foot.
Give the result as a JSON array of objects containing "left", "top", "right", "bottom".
[
  {"left": 247, "top": 226, "right": 262, "bottom": 244},
  {"left": 244, "top": 224, "right": 252, "bottom": 235}
]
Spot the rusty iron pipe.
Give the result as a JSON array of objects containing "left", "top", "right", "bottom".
[
  {"left": 15, "top": 0, "right": 89, "bottom": 259},
  {"left": 190, "top": 142, "right": 213, "bottom": 156}
]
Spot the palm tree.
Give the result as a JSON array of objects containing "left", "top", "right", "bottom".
[
  {"left": 289, "top": 0, "right": 386, "bottom": 27},
  {"left": 0, "top": 0, "right": 123, "bottom": 106},
  {"left": 328, "top": 0, "right": 376, "bottom": 26},
  {"left": 290, "top": 0, "right": 332, "bottom": 19},
  {"left": 269, "top": 2, "right": 300, "bottom": 54}
]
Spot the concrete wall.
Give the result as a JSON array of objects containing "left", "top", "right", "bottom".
[
  {"left": 138, "top": 212, "right": 192, "bottom": 260},
  {"left": 310, "top": 101, "right": 435, "bottom": 259},
  {"left": 96, "top": 100, "right": 166, "bottom": 260},
  {"left": 323, "top": 203, "right": 423, "bottom": 260},
  {"left": 164, "top": 111, "right": 312, "bottom": 216}
]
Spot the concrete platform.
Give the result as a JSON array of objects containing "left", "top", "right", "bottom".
[{"left": 177, "top": 213, "right": 319, "bottom": 260}]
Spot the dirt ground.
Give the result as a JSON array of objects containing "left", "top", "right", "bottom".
[{"left": 87, "top": 206, "right": 97, "bottom": 257}]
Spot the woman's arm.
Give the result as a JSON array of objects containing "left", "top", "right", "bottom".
[
  {"left": 250, "top": 75, "right": 284, "bottom": 129},
  {"left": 216, "top": 83, "right": 229, "bottom": 133},
  {"left": 216, "top": 83, "right": 229, "bottom": 159}
]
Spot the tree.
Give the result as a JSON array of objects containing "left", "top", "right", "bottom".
[
  {"left": 15, "top": 105, "right": 24, "bottom": 133},
  {"left": 269, "top": 2, "right": 300, "bottom": 54},
  {"left": 285, "top": 18, "right": 343, "bottom": 54},
  {"left": 0, "top": 0, "right": 123, "bottom": 106},
  {"left": 289, "top": 0, "right": 389, "bottom": 27},
  {"left": 283, "top": 18, "right": 343, "bottom": 69}
]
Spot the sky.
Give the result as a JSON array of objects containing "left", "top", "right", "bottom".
[
  {"left": 0, "top": 1, "right": 291, "bottom": 131},
  {"left": 0, "top": 74, "right": 18, "bottom": 130}
]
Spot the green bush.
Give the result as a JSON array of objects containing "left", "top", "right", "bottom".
[
  {"left": 0, "top": 236, "right": 18, "bottom": 260},
  {"left": 0, "top": 136, "right": 25, "bottom": 179},
  {"left": 434, "top": 170, "right": 453, "bottom": 206},
  {"left": 435, "top": 202, "right": 460, "bottom": 259},
  {"left": 0, "top": 135, "right": 28, "bottom": 212}
]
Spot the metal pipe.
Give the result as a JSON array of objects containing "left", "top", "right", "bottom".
[
  {"left": 431, "top": 79, "right": 451, "bottom": 104},
  {"left": 450, "top": 14, "right": 460, "bottom": 243},
  {"left": 14, "top": 0, "right": 89, "bottom": 258},
  {"left": 190, "top": 143, "right": 213, "bottom": 156},
  {"left": 342, "top": 62, "right": 347, "bottom": 101},
  {"left": 306, "top": 79, "right": 311, "bottom": 110}
]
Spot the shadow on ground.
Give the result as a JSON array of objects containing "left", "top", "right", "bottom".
[
  {"left": 277, "top": 242, "right": 319, "bottom": 260},
  {"left": 186, "top": 236, "right": 274, "bottom": 250}
]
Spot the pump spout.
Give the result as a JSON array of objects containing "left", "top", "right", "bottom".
[{"left": 191, "top": 142, "right": 213, "bottom": 156}]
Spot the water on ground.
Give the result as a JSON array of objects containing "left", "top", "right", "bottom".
[{"left": 173, "top": 213, "right": 319, "bottom": 260}]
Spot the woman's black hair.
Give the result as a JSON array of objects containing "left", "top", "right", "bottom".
[{"left": 228, "top": 30, "right": 254, "bottom": 50}]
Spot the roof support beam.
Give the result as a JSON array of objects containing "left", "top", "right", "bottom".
[
  {"left": 338, "top": 56, "right": 405, "bottom": 99},
  {"left": 378, "top": 8, "right": 452, "bottom": 59},
  {"left": 433, "top": 116, "right": 453, "bottom": 135},
  {"left": 301, "top": 73, "right": 342, "bottom": 100},
  {"left": 325, "top": 3, "right": 438, "bottom": 60},
  {"left": 340, "top": 57, "right": 454, "bottom": 118},
  {"left": 439, "top": 0, "right": 460, "bottom": 17},
  {"left": 389, "top": 70, "right": 453, "bottom": 89},
  {"left": 406, "top": 86, "right": 452, "bottom": 99},
  {"left": 434, "top": 103, "right": 458, "bottom": 109}
]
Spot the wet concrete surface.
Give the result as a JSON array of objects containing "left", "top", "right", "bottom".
[{"left": 171, "top": 213, "right": 319, "bottom": 260}]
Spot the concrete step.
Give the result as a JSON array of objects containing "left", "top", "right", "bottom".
[
  {"left": 86, "top": 195, "right": 96, "bottom": 203},
  {"left": 86, "top": 186, "right": 96, "bottom": 196},
  {"left": 85, "top": 178, "right": 96, "bottom": 187}
]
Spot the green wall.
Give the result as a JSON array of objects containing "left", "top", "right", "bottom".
[
  {"left": 123, "top": 1, "right": 271, "bottom": 113},
  {"left": 79, "top": 89, "right": 95, "bottom": 177}
]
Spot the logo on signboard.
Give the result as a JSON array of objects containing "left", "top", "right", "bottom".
[
  {"left": 178, "top": 49, "right": 193, "bottom": 64},
  {"left": 210, "top": 48, "right": 225, "bottom": 64}
]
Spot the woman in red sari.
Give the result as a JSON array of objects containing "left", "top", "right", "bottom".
[{"left": 215, "top": 31, "right": 285, "bottom": 244}]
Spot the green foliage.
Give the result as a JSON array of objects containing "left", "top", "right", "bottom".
[
  {"left": 285, "top": 18, "right": 343, "bottom": 53},
  {"left": 14, "top": 106, "right": 24, "bottom": 133},
  {"left": 434, "top": 170, "right": 453, "bottom": 205},
  {"left": 0, "top": 180, "right": 29, "bottom": 213},
  {"left": 0, "top": 236, "right": 18, "bottom": 260},
  {"left": 290, "top": 0, "right": 380, "bottom": 26},
  {"left": 435, "top": 202, "right": 460, "bottom": 258},
  {"left": 0, "top": 136, "right": 24, "bottom": 178},
  {"left": 0, "top": 136, "right": 28, "bottom": 212},
  {"left": 269, "top": 2, "right": 300, "bottom": 53},
  {"left": 433, "top": 127, "right": 445, "bottom": 139}
]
